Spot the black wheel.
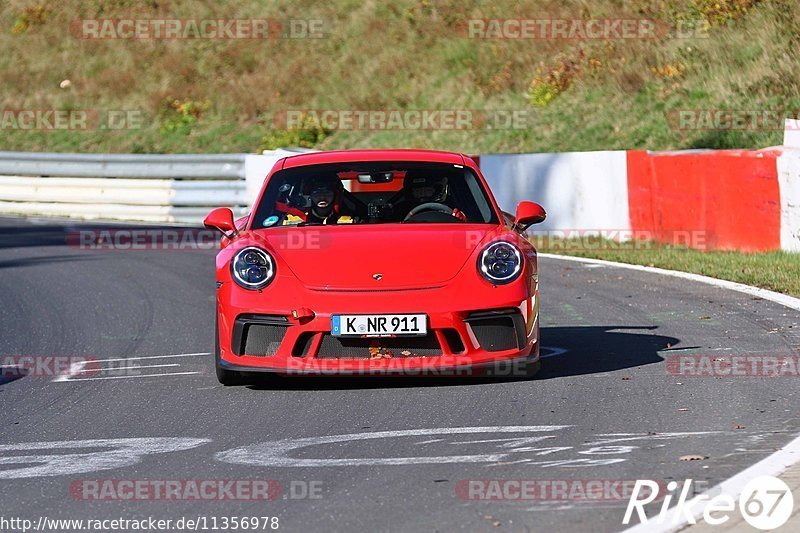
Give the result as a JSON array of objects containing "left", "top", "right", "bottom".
[
  {"left": 522, "top": 358, "right": 541, "bottom": 378},
  {"left": 215, "top": 314, "right": 246, "bottom": 386},
  {"left": 215, "top": 356, "right": 247, "bottom": 386},
  {"left": 523, "top": 322, "right": 542, "bottom": 378}
]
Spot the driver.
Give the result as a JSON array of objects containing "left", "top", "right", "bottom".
[
  {"left": 305, "top": 176, "right": 343, "bottom": 224},
  {"left": 397, "top": 175, "right": 467, "bottom": 221},
  {"left": 406, "top": 175, "right": 448, "bottom": 204}
]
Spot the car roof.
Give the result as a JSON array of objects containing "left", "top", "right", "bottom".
[{"left": 280, "top": 149, "right": 467, "bottom": 169}]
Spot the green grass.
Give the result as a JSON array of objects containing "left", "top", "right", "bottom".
[
  {"left": 2, "top": 0, "right": 799, "bottom": 153},
  {"left": 541, "top": 241, "right": 800, "bottom": 297},
  {"left": 2, "top": 1, "right": 797, "bottom": 295}
]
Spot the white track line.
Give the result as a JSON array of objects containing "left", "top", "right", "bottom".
[
  {"left": 73, "top": 363, "right": 181, "bottom": 373},
  {"left": 540, "top": 253, "right": 800, "bottom": 532},
  {"left": 539, "top": 253, "right": 800, "bottom": 312},
  {"left": 88, "top": 352, "right": 210, "bottom": 364},
  {"left": 622, "top": 436, "right": 800, "bottom": 532},
  {"left": 52, "top": 352, "right": 209, "bottom": 382},
  {"left": 62, "top": 371, "right": 201, "bottom": 382}
]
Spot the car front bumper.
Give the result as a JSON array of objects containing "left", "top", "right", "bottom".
[{"left": 216, "top": 276, "right": 539, "bottom": 377}]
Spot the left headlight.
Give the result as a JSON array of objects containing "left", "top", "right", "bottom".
[
  {"left": 230, "top": 246, "right": 275, "bottom": 290},
  {"left": 478, "top": 241, "right": 523, "bottom": 284}
]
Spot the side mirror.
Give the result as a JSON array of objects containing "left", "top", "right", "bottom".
[
  {"left": 514, "top": 201, "right": 546, "bottom": 230},
  {"left": 204, "top": 207, "right": 237, "bottom": 237}
]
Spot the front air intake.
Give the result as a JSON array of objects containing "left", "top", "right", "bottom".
[
  {"left": 232, "top": 314, "right": 289, "bottom": 356},
  {"left": 465, "top": 309, "right": 526, "bottom": 352}
]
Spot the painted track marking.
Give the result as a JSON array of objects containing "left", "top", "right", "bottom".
[
  {"left": 215, "top": 428, "right": 721, "bottom": 469},
  {"left": 73, "top": 363, "right": 181, "bottom": 373},
  {"left": 539, "top": 253, "right": 800, "bottom": 532},
  {"left": 61, "top": 371, "right": 201, "bottom": 382},
  {"left": 88, "top": 352, "right": 210, "bottom": 363},
  {"left": 217, "top": 426, "right": 570, "bottom": 467},
  {"left": 52, "top": 352, "right": 209, "bottom": 382}
]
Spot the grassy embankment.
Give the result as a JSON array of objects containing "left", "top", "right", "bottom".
[
  {"left": 2, "top": 0, "right": 798, "bottom": 294},
  {"left": 540, "top": 241, "right": 800, "bottom": 297},
  {"left": 1, "top": 0, "right": 798, "bottom": 154}
]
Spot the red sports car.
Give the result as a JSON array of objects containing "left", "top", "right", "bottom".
[{"left": 204, "top": 149, "right": 546, "bottom": 385}]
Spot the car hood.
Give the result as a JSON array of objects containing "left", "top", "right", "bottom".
[{"left": 253, "top": 224, "right": 496, "bottom": 290}]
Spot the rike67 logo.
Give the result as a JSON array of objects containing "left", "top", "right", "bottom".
[{"left": 623, "top": 476, "right": 794, "bottom": 530}]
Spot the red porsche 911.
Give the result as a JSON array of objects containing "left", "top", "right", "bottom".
[{"left": 204, "top": 149, "right": 546, "bottom": 384}]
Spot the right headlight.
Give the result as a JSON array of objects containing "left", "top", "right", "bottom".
[
  {"left": 478, "top": 241, "right": 522, "bottom": 284},
  {"left": 230, "top": 246, "right": 275, "bottom": 290}
]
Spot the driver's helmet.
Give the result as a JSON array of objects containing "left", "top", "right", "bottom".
[
  {"left": 304, "top": 176, "right": 341, "bottom": 218},
  {"left": 404, "top": 175, "right": 448, "bottom": 203}
]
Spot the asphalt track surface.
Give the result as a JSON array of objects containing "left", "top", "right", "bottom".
[{"left": 0, "top": 216, "right": 798, "bottom": 533}]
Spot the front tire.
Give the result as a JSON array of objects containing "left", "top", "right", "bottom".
[
  {"left": 524, "top": 321, "right": 541, "bottom": 378},
  {"left": 522, "top": 358, "right": 541, "bottom": 378},
  {"left": 215, "top": 314, "right": 247, "bottom": 386},
  {"left": 215, "top": 356, "right": 247, "bottom": 386}
]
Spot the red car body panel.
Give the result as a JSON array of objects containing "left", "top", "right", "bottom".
[
  {"left": 212, "top": 149, "right": 540, "bottom": 377},
  {"left": 279, "top": 149, "right": 466, "bottom": 170}
]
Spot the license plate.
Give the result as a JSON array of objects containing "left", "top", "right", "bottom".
[{"left": 331, "top": 314, "right": 427, "bottom": 337}]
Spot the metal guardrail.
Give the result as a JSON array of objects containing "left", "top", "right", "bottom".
[
  {"left": 0, "top": 152, "right": 246, "bottom": 179},
  {"left": 0, "top": 152, "right": 254, "bottom": 224}
]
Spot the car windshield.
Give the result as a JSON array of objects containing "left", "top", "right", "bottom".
[{"left": 251, "top": 161, "right": 498, "bottom": 228}]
